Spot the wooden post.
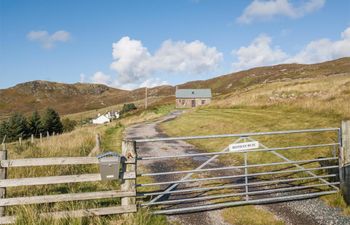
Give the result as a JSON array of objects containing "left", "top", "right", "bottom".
[
  {"left": 40, "top": 133, "right": 43, "bottom": 144},
  {"left": 47, "top": 131, "right": 50, "bottom": 139},
  {"left": 0, "top": 143, "right": 7, "bottom": 216},
  {"left": 18, "top": 137, "right": 22, "bottom": 146},
  {"left": 341, "top": 121, "right": 350, "bottom": 204},
  {"left": 145, "top": 87, "right": 148, "bottom": 109},
  {"left": 342, "top": 121, "right": 350, "bottom": 164},
  {"left": 95, "top": 134, "right": 101, "bottom": 151},
  {"left": 31, "top": 134, "right": 34, "bottom": 144},
  {"left": 121, "top": 140, "right": 136, "bottom": 207}
]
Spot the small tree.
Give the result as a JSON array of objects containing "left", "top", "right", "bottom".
[
  {"left": 8, "top": 113, "right": 29, "bottom": 141},
  {"left": 120, "top": 103, "right": 137, "bottom": 115},
  {"left": 0, "top": 120, "right": 9, "bottom": 142},
  {"left": 41, "top": 108, "right": 63, "bottom": 134},
  {"left": 62, "top": 118, "right": 77, "bottom": 132},
  {"left": 28, "top": 111, "right": 42, "bottom": 137}
]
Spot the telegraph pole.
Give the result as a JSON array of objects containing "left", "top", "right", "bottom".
[{"left": 145, "top": 87, "right": 148, "bottom": 109}]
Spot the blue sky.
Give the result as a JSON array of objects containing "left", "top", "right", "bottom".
[{"left": 0, "top": 0, "right": 349, "bottom": 89}]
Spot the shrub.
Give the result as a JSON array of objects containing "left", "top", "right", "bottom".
[
  {"left": 62, "top": 118, "right": 77, "bottom": 132},
  {"left": 120, "top": 103, "right": 137, "bottom": 115}
]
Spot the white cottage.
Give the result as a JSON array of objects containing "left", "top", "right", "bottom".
[{"left": 92, "top": 115, "right": 110, "bottom": 124}]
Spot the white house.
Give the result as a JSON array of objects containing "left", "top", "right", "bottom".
[{"left": 92, "top": 115, "right": 110, "bottom": 124}]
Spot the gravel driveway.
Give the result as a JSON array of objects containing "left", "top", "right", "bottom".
[{"left": 125, "top": 110, "right": 350, "bottom": 225}]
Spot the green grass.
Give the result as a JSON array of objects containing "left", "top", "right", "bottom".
[
  {"left": 222, "top": 205, "right": 284, "bottom": 225},
  {"left": 5, "top": 104, "right": 175, "bottom": 224},
  {"left": 160, "top": 106, "right": 349, "bottom": 218}
]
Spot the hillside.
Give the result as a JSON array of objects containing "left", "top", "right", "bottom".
[
  {"left": 178, "top": 57, "right": 350, "bottom": 95},
  {"left": 0, "top": 81, "right": 174, "bottom": 119},
  {"left": 1, "top": 57, "right": 349, "bottom": 119}
]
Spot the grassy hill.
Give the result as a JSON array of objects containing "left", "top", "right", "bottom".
[
  {"left": 0, "top": 81, "right": 174, "bottom": 119},
  {"left": 1, "top": 57, "right": 349, "bottom": 121},
  {"left": 178, "top": 57, "right": 350, "bottom": 96}
]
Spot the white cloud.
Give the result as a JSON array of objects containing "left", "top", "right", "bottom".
[
  {"left": 237, "top": 0, "right": 325, "bottom": 24},
  {"left": 286, "top": 27, "right": 350, "bottom": 63},
  {"left": 109, "top": 36, "right": 223, "bottom": 88},
  {"left": 110, "top": 37, "right": 152, "bottom": 85},
  {"left": 152, "top": 40, "right": 223, "bottom": 74},
  {"left": 139, "top": 78, "right": 169, "bottom": 88},
  {"left": 232, "top": 34, "right": 288, "bottom": 70},
  {"left": 90, "top": 71, "right": 112, "bottom": 85},
  {"left": 232, "top": 26, "right": 350, "bottom": 71},
  {"left": 27, "top": 30, "right": 71, "bottom": 49}
]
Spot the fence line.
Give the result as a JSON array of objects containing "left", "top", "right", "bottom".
[{"left": 0, "top": 140, "right": 137, "bottom": 224}]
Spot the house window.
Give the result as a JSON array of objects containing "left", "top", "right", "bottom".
[{"left": 201, "top": 100, "right": 206, "bottom": 105}]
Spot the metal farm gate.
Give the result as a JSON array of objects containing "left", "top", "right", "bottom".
[{"left": 134, "top": 128, "right": 341, "bottom": 214}]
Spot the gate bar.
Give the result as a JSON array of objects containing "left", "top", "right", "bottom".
[
  {"left": 138, "top": 157, "right": 337, "bottom": 177},
  {"left": 244, "top": 137, "right": 249, "bottom": 201},
  {"left": 248, "top": 137, "right": 340, "bottom": 191},
  {"left": 152, "top": 190, "right": 337, "bottom": 214},
  {"left": 138, "top": 166, "right": 337, "bottom": 187},
  {"left": 135, "top": 128, "right": 339, "bottom": 143},
  {"left": 138, "top": 143, "right": 339, "bottom": 160},
  {"left": 138, "top": 174, "right": 337, "bottom": 197},
  {"left": 142, "top": 182, "right": 340, "bottom": 206},
  {"left": 147, "top": 138, "right": 243, "bottom": 204}
]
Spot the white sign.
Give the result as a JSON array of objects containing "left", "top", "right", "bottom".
[{"left": 229, "top": 141, "right": 259, "bottom": 152}]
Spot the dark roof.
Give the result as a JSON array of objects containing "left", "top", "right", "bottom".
[{"left": 175, "top": 89, "right": 212, "bottom": 98}]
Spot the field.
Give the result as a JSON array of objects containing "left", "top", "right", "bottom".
[
  {"left": 159, "top": 105, "right": 348, "bottom": 224},
  {"left": 3, "top": 104, "right": 174, "bottom": 225}
]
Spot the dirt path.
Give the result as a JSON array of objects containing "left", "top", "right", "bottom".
[{"left": 125, "top": 111, "right": 350, "bottom": 225}]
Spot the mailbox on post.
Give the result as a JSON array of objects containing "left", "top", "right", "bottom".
[{"left": 97, "top": 152, "right": 121, "bottom": 181}]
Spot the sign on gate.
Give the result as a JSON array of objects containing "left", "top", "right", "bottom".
[{"left": 229, "top": 141, "right": 259, "bottom": 152}]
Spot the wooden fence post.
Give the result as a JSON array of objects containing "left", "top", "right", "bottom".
[
  {"left": 31, "top": 134, "right": 34, "bottom": 144},
  {"left": 341, "top": 121, "right": 350, "bottom": 204},
  {"left": 40, "top": 133, "right": 43, "bottom": 144},
  {"left": 96, "top": 134, "right": 101, "bottom": 151},
  {"left": 121, "top": 140, "right": 136, "bottom": 208},
  {"left": 0, "top": 142, "right": 7, "bottom": 216},
  {"left": 18, "top": 137, "right": 22, "bottom": 146}
]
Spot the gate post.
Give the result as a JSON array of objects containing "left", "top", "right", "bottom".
[
  {"left": 341, "top": 121, "right": 350, "bottom": 204},
  {"left": 121, "top": 140, "right": 137, "bottom": 207},
  {"left": 0, "top": 142, "right": 7, "bottom": 216}
]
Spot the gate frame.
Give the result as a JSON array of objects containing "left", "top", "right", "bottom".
[{"left": 134, "top": 126, "right": 343, "bottom": 214}]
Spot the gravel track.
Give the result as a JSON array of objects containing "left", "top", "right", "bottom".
[{"left": 125, "top": 111, "right": 350, "bottom": 225}]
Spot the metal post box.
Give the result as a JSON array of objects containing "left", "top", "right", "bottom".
[{"left": 98, "top": 152, "right": 120, "bottom": 181}]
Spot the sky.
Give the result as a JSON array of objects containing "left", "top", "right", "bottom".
[{"left": 0, "top": 0, "right": 349, "bottom": 90}]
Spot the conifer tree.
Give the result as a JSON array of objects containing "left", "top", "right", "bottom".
[
  {"left": 28, "top": 110, "right": 42, "bottom": 137},
  {"left": 8, "top": 113, "right": 29, "bottom": 141},
  {"left": 0, "top": 121, "right": 9, "bottom": 142},
  {"left": 41, "top": 108, "right": 63, "bottom": 134}
]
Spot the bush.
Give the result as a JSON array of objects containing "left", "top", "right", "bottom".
[
  {"left": 120, "top": 103, "right": 137, "bottom": 115},
  {"left": 62, "top": 118, "right": 77, "bottom": 132}
]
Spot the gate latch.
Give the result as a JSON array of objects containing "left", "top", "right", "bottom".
[{"left": 97, "top": 151, "right": 121, "bottom": 181}]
